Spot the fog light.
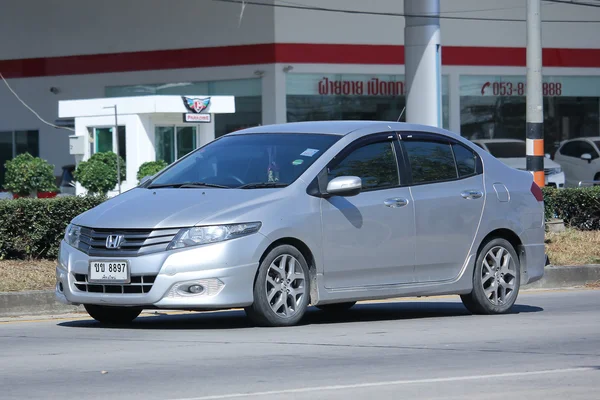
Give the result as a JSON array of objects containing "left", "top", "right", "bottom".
[{"left": 188, "top": 285, "right": 204, "bottom": 294}]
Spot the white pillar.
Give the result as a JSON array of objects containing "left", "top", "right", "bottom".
[
  {"left": 404, "top": 0, "right": 442, "bottom": 127},
  {"left": 261, "top": 64, "right": 287, "bottom": 125}
]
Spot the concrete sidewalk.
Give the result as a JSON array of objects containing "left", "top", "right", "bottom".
[{"left": 1, "top": 264, "right": 598, "bottom": 318}]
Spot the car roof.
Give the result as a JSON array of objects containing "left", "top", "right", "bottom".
[
  {"left": 227, "top": 120, "right": 458, "bottom": 137},
  {"left": 472, "top": 139, "right": 525, "bottom": 144}
]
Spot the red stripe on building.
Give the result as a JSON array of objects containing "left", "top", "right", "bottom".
[{"left": 0, "top": 44, "right": 599, "bottom": 78}]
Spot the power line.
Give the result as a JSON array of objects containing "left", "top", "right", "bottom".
[{"left": 212, "top": 0, "right": 600, "bottom": 22}]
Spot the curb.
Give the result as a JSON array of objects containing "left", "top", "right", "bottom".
[{"left": 1, "top": 265, "right": 599, "bottom": 318}]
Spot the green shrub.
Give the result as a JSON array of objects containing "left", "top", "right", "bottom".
[
  {"left": 3, "top": 153, "right": 58, "bottom": 196},
  {"left": 0, "top": 195, "right": 106, "bottom": 260},
  {"left": 543, "top": 186, "right": 600, "bottom": 230},
  {"left": 74, "top": 152, "right": 126, "bottom": 195},
  {"left": 137, "top": 160, "right": 168, "bottom": 183}
]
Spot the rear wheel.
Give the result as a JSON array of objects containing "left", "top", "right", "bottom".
[
  {"left": 461, "top": 238, "right": 520, "bottom": 315},
  {"left": 84, "top": 304, "right": 143, "bottom": 324},
  {"left": 594, "top": 173, "right": 600, "bottom": 186},
  {"left": 315, "top": 302, "right": 356, "bottom": 312},
  {"left": 245, "top": 245, "right": 310, "bottom": 327}
]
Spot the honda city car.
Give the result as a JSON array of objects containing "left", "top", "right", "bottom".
[{"left": 56, "top": 121, "right": 545, "bottom": 327}]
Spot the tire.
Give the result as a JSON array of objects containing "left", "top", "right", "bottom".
[
  {"left": 84, "top": 304, "right": 143, "bottom": 324},
  {"left": 594, "top": 173, "right": 600, "bottom": 186},
  {"left": 315, "top": 302, "right": 356, "bottom": 312},
  {"left": 244, "top": 245, "right": 310, "bottom": 327},
  {"left": 460, "top": 238, "right": 521, "bottom": 315}
]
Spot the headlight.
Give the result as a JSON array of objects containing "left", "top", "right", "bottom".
[
  {"left": 64, "top": 224, "right": 81, "bottom": 248},
  {"left": 167, "top": 222, "right": 262, "bottom": 250}
]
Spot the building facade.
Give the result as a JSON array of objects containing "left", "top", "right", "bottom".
[{"left": 0, "top": 0, "right": 599, "bottom": 187}]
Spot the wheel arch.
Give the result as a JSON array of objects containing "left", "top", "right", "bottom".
[
  {"left": 476, "top": 228, "right": 527, "bottom": 283},
  {"left": 257, "top": 237, "right": 319, "bottom": 304}
]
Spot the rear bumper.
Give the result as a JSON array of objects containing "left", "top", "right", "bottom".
[{"left": 522, "top": 243, "right": 546, "bottom": 285}]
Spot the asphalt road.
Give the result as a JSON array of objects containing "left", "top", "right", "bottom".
[{"left": 1, "top": 289, "right": 599, "bottom": 400}]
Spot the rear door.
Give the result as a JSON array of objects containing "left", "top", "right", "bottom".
[{"left": 399, "top": 132, "right": 485, "bottom": 283}]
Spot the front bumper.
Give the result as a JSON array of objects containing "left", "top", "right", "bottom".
[
  {"left": 55, "top": 234, "right": 265, "bottom": 310},
  {"left": 546, "top": 172, "right": 565, "bottom": 188}
]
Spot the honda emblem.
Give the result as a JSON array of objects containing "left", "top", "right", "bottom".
[{"left": 105, "top": 234, "right": 124, "bottom": 249}]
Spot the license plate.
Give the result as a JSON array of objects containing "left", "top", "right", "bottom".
[{"left": 89, "top": 261, "right": 130, "bottom": 283}]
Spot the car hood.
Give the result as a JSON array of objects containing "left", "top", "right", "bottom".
[
  {"left": 71, "top": 187, "right": 285, "bottom": 229},
  {"left": 496, "top": 157, "right": 561, "bottom": 170}
]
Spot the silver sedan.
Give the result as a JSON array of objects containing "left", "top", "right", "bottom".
[{"left": 56, "top": 121, "right": 546, "bottom": 327}]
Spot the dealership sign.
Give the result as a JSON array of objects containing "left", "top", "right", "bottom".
[
  {"left": 460, "top": 75, "right": 600, "bottom": 97},
  {"left": 318, "top": 77, "right": 405, "bottom": 96},
  {"left": 182, "top": 96, "right": 212, "bottom": 123}
]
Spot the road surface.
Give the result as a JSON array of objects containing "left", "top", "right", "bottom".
[{"left": 1, "top": 289, "right": 599, "bottom": 400}]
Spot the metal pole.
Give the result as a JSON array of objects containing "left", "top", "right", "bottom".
[
  {"left": 526, "top": 0, "right": 545, "bottom": 187},
  {"left": 103, "top": 105, "right": 122, "bottom": 194},
  {"left": 404, "top": 0, "right": 442, "bottom": 127}
]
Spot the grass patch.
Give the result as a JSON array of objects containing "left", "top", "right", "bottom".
[
  {"left": 0, "top": 259, "right": 56, "bottom": 292},
  {"left": 545, "top": 228, "right": 600, "bottom": 266}
]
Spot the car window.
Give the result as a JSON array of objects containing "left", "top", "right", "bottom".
[
  {"left": 149, "top": 133, "right": 340, "bottom": 188},
  {"left": 484, "top": 141, "right": 526, "bottom": 158},
  {"left": 579, "top": 141, "right": 599, "bottom": 159},
  {"left": 327, "top": 141, "right": 399, "bottom": 190},
  {"left": 560, "top": 141, "right": 582, "bottom": 158},
  {"left": 404, "top": 140, "right": 458, "bottom": 184},
  {"left": 594, "top": 141, "right": 600, "bottom": 153},
  {"left": 452, "top": 143, "right": 478, "bottom": 178}
]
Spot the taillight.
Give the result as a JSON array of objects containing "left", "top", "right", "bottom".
[{"left": 531, "top": 181, "right": 544, "bottom": 202}]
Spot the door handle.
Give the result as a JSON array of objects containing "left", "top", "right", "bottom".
[
  {"left": 461, "top": 190, "right": 483, "bottom": 200},
  {"left": 384, "top": 197, "right": 409, "bottom": 208}
]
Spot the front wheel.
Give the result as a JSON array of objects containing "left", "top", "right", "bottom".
[
  {"left": 84, "top": 304, "right": 143, "bottom": 324},
  {"left": 245, "top": 245, "right": 310, "bottom": 327},
  {"left": 461, "top": 238, "right": 521, "bottom": 315}
]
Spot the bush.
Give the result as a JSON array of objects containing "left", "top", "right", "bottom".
[
  {"left": 74, "top": 152, "right": 126, "bottom": 195},
  {"left": 543, "top": 186, "right": 600, "bottom": 230},
  {"left": 0, "top": 195, "right": 106, "bottom": 260},
  {"left": 3, "top": 153, "right": 58, "bottom": 197},
  {"left": 137, "top": 160, "right": 168, "bottom": 183}
]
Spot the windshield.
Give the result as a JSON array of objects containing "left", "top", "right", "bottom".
[
  {"left": 484, "top": 142, "right": 526, "bottom": 158},
  {"left": 594, "top": 141, "right": 600, "bottom": 152},
  {"left": 148, "top": 133, "right": 340, "bottom": 189}
]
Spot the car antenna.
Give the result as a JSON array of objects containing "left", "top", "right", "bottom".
[{"left": 397, "top": 106, "right": 406, "bottom": 122}]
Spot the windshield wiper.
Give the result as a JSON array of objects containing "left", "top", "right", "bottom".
[
  {"left": 148, "top": 182, "right": 230, "bottom": 189},
  {"left": 237, "top": 182, "right": 289, "bottom": 189}
]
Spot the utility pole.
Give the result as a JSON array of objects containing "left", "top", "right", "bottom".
[
  {"left": 103, "top": 105, "right": 122, "bottom": 194},
  {"left": 526, "top": 0, "right": 545, "bottom": 187}
]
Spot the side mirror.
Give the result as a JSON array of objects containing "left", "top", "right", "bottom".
[
  {"left": 326, "top": 176, "right": 362, "bottom": 197},
  {"left": 581, "top": 153, "right": 593, "bottom": 163},
  {"left": 139, "top": 175, "right": 153, "bottom": 186},
  {"left": 545, "top": 153, "right": 551, "bottom": 159}
]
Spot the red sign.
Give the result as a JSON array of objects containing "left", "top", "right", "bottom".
[
  {"left": 480, "top": 81, "right": 563, "bottom": 96},
  {"left": 318, "top": 77, "right": 405, "bottom": 96}
]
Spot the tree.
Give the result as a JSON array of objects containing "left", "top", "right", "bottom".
[
  {"left": 137, "top": 160, "right": 168, "bottom": 184},
  {"left": 74, "top": 152, "right": 126, "bottom": 195},
  {"left": 3, "top": 153, "right": 58, "bottom": 197}
]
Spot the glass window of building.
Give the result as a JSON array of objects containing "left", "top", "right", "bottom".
[
  {"left": 286, "top": 74, "right": 450, "bottom": 129},
  {"left": 93, "top": 127, "right": 126, "bottom": 161},
  {"left": 106, "top": 78, "right": 262, "bottom": 138},
  {"left": 0, "top": 130, "right": 40, "bottom": 186},
  {"left": 155, "top": 126, "right": 198, "bottom": 164},
  {"left": 460, "top": 75, "right": 600, "bottom": 156}
]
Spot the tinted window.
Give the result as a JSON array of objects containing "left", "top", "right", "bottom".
[
  {"left": 328, "top": 141, "right": 399, "bottom": 190},
  {"left": 452, "top": 143, "right": 478, "bottom": 177},
  {"left": 578, "top": 141, "right": 599, "bottom": 158},
  {"left": 594, "top": 141, "right": 600, "bottom": 152},
  {"left": 404, "top": 140, "right": 457, "bottom": 184},
  {"left": 484, "top": 141, "right": 525, "bottom": 158},
  {"left": 149, "top": 133, "right": 340, "bottom": 188},
  {"left": 560, "top": 141, "right": 582, "bottom": 158}
]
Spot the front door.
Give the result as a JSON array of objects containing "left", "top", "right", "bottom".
[
  {"left": 321, "top": 133, "right": 416, "bottom": 289},
  {"left": 400, "top": 133, "right": 485, "bottom": 283}
]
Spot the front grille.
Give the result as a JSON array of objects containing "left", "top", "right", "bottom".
[
  {"left": 77, "top": 227, "right": 180, "bottom": 257},
  {"left": 73, "top": 273, "right": 157, "bottom": 294}
]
